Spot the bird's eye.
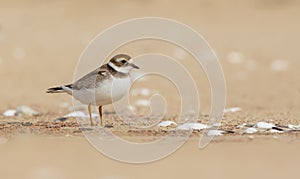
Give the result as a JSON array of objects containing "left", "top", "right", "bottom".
[{"left": 121, "top": 60, "right": 127, "bottom": 64}]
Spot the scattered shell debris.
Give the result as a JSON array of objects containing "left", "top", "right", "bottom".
[
  {"left": 1, "top": 106, "right": 300, "bottom": 137},
  {"left": 177, "top": 123, "right": 210, "bottom": 131},
  {"left": 2, "top": 106, "right": 40, "bottom": 117}
]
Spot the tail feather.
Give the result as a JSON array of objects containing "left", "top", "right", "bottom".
[{"left": 46, "top": 86, "right": 65, "bottom": 93}]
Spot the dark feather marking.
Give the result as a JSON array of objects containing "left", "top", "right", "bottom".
[{"left": 46, "top": 86, "right": 64, "bottom": 93}]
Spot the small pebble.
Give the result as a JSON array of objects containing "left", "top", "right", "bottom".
[
  {"left": 22, "top": 122, "right": 33, "bottom": 126},
  {"left": 16, "top": 106, "right": 40, "bottom": 116},
  {"left": 177, "top": 123, "right": 210, "bottom": 130},
  {"left": 3, "top": 109, "right": 16, "bottom": 116},
  {"left": 245, "top": 127, "right": 258, "bottom": 134},
  {"left": 255, "top": 121, "right": 275, "bottom": 129},
  {"left": 56, "top": 117, "right": 68, "bottom": 122},
  {"left": 157, "top": 121, "right": 177, "bottom": 128}
]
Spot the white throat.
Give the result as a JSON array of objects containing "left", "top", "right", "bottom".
[{"left": 108, "top": 62, "right": 131, "bottom": 74}]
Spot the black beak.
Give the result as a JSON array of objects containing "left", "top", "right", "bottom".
[{"left": 129, "top": 63, "right": 140, "bottom": 69}]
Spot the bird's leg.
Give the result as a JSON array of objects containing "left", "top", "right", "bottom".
[
  {"left": 88, "top": 103, "right": 95, "bottom": 126},
  {"left": 98, "top": 106, "right": 103, "bottom": 126}
]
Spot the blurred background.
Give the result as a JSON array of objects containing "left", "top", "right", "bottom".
[
  {"left": 0, "top": 0, "right": 300, "bottom": 178},
  {"left": 0, "top": 0, "right": 299, "bottom": 112}
]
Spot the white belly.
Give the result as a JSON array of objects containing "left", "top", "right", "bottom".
[{"left": 72, "top": 77, "right": 131, "bottom": 106}]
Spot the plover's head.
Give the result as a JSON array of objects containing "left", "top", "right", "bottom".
[{"left": 108, "top": 54, "right": 139, "bottom": 73}]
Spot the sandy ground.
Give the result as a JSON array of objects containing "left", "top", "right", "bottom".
[
  {"left": 0, "top": 0, "right": 300, "bottom": 178},
  {"left": 1, "top": 136, "right": 300, "bottom": 179}
]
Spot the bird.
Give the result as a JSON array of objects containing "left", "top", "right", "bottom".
[{"left": 46, "top": 54, "right": 140, "bottom": 126}]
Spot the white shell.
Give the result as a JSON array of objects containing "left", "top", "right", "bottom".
[
  {"left": 270, "top": 59, "right": 289, "bottom": 71},
  {"left": 226, "top": 51, "right": 245, "bottom": 64},
  {"left": 131, "top": 88, "right": 151, "bottom": 96},
  {"left": 64, "top": 111, "right": 98, "bottom": 118},
  {"left": 212, "top": 123, "right": 222, "bottom": 127},
  {"left": 269, "top": 129, "right": 283, "bottom": 133},
  {"left": 16, "top": 106, "right": 40, "bottom": 116},
  {"left": 177, "top": 123, "right": 210, "bottom": 130},
  {"left": 224, "top": 107, "right": 241, "bottom": 113},
  {"left": 3, "top": 109, "right": 16, "bottom": 116},
  {"left": 237, "top": 123, "right": 247, "bottom": 128},
  {"left": 135, "top": 100, "right": 149, "bottom": 107},
  {"left": 255, "top": 122, "right": 275, "bottom": 129},
  {"left": 207, "top": 130, "right": 224, "bottom": 136},
  {"left": 288, "top": 124, "right": 300, "bottom": 129},
  {"left": 157, "top": 121, "right": 177, "bottom": 128},
  {"left": 245, "top": 127, "right": 258, "bottom": 134}
]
